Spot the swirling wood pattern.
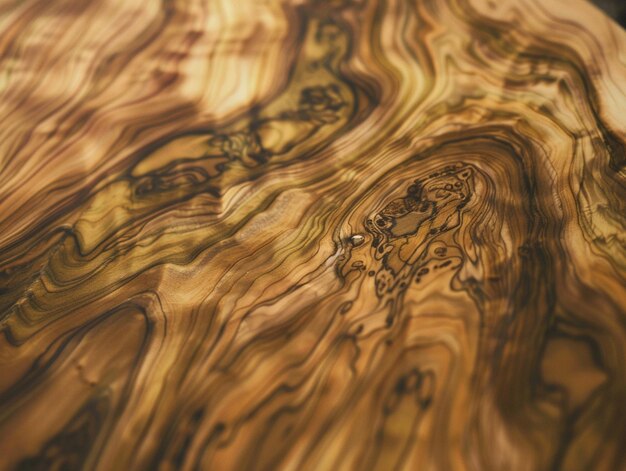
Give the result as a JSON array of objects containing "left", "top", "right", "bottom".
[{"left": 0, "top": 0, "right": 625, "bottom": 469}]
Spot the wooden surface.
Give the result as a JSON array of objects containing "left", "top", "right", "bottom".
[{"left": 0, "top": 0, "right": 625, "bottom": 469}]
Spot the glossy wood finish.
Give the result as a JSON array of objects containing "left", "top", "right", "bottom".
[{"left": 0, "top": 0, "right": 625, "bottom": 469}]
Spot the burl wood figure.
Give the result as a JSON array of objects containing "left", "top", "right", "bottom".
[{"left": 0, "top": 0, "right": 625, "bottom": 469}]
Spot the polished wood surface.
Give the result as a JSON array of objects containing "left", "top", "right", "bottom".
[{"left": 0, "top": 0, "right": 625, "bottom": 469}]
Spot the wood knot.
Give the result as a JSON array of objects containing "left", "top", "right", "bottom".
[{"left": 350, "top": 234, "right": 365, "bottom": 246}]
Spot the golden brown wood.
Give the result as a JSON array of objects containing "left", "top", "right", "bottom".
[{"left": 0, "top": 0, "right": 625, "bottom": 469}]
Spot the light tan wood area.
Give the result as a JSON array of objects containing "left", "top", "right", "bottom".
[{"left": 0, "top": 0, "right": 625, "bottom": 469}]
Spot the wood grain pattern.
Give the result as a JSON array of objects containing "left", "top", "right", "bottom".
[{"left": 0, "top": 0, "right": 625, "bottom": 469}]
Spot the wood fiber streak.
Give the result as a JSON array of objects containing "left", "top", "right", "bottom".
[{"left": 0, "top": 0, "right": 625, "bottom": 470}]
